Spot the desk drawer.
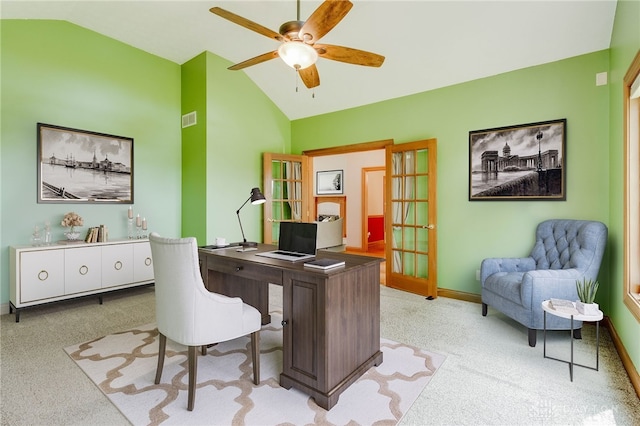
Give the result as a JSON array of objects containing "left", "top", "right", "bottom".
[{"left": 207, "top": 256, "right": 282, "bottom": 284}]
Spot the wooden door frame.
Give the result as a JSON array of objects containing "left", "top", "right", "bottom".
[{"left": 303, "top": 139, "right": 393, "bottom": 250}]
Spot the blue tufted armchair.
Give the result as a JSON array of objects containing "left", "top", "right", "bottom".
[{"left": 480, "top": 219, "right": 607, "bottom": 347}]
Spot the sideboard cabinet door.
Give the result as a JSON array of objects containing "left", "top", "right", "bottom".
[
  {"left": 65, "top": 246, "right": 102, "bottom": 295},
  {"left": 19, "top": 249, "right": 65, "bottom": 303},
  {"left": 133, "top": 242, "right": 153, "bottom": 283},
  {"left": 101, "top": 244, "right": 134, "bottom": 288}
]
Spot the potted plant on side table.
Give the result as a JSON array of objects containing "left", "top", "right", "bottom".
[{"left": 576, "top": 278, "right": 600, "bottom": 316}]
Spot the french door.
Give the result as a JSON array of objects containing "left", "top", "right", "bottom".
[
  {"left": 385, "top": 139, "right": 438, "bottom": 298},
  {"left": 263, "top": 153, "right": 311, "bottom": 244}
]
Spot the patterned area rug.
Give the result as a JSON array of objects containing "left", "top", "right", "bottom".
[{"left": 65, "top": 313, "right": 445, "bottom": 425}]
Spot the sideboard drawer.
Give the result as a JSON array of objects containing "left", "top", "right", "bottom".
[{"left": 207, "top": 256, "right": 282, "bottom": 284}]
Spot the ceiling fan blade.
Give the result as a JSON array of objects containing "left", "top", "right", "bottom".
[
  {"left": 298, "top": 0, "right": 353, "bottom": 44},
  {"left": 316, "top": 44, "right": 385, "bottom": 67},
  {"left": 210, "top": 7, "right": 284, "bottom": 42},
  {"left": 299, "top": 64, "right": 320, "bottom": 89},
  {"left": 228, "top": 51, "right": 279, "bottom": 70}
]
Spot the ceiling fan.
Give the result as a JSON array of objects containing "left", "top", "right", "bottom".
[{"left": 210, "top": 0, "right": 385, "bottom": 89}]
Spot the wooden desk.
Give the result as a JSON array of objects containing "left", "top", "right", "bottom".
[{"left": 198, "top": 244, "right": 383, "bottom": 410}]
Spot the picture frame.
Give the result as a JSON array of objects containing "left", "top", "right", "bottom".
[
  {"left": 469, "top": 119, "right": 566, "bottom": 201},
  {"left": 37, "top": 123, "right": 134, "bottom": 204},
  {"left": 316, "top": 169, "right": 344, "bottom": 195}
]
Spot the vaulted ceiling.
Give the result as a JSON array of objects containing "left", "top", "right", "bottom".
[{"left": 2, "top": 1, "right": 617, "bottom": 120}]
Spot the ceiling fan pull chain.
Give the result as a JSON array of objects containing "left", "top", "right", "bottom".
[{"left": 295, "top": 69, "right": 299, "bottom": 92}]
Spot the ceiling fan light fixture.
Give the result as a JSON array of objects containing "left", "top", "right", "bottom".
[{"left": 278, "top": 41, "right": 318, "bottom": 70}]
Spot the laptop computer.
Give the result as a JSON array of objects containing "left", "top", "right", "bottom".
[{"left": 256, "top": 222, "right": 317, "bottom": 262}]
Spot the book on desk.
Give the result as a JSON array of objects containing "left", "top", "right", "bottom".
[{"left": 304, "top": 258, "right": 346, "bottom": 270}]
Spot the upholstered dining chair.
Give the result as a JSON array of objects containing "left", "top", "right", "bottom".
[
  {"left": 148, "top": 233, "right": 261, "bottom": 411},
  {"left": 480, "top": 219, "right": 607, "bottom": 347}
]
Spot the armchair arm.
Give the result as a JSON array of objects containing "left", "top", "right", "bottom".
[
  {"left": 480, "top": 257, "right": 536, "bottom": 286},
  {"left": 194, "top": 288, "right": 246, "bottom": 341},
  {"left": 520, "top": 268, "right": 583, "bottom": 307}
]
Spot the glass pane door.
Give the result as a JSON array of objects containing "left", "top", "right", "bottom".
[
  {"left": 263, "top": 153, "right": 310, "bottom": 245},
  {"left": 386, "top": 139, "right": 437, "bottom": 297}
]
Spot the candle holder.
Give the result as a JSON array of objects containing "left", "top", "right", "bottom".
[
  {"left": 127, "top": 207, "right": 135, "bottom": 239},
  {"left": 135, "top": 214, "right": 143, "bottom": 239},
  {"left": 141, "top": 218, "right": 148, "bottom": 239}
]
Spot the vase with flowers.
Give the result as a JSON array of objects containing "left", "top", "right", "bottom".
[{"left": 61, "top": 211, "right": 83, "bottom": 240}]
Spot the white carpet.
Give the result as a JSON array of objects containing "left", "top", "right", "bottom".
[{"left": 65, "top": 312, "right": 445, "bottom": 426}]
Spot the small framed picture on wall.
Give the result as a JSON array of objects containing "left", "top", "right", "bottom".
[{"left": 316, "top": 170, "right": 343, "bottom": 195}]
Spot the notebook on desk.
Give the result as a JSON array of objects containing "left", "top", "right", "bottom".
[{"left": 256, "top": 222, "right": 317, "bottom": 262}]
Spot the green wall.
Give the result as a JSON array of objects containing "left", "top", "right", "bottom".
[
  {"left": 608, "top": 0, "right": 640, "bottom": 370},
  {"left": 292, "top": 50, "right": 611, "bottom": 299},
  {"left": 181, "top": 53, "right": 208, "bottom": 243},
  {"left": 179, "top": 52, "right": 290, "bottom": 246},
  {"left": 204, "top": 52, "right": 290, "bottom": 245},
  {"left": 0, "top": 20, "right": 182, "bottom": 304}
]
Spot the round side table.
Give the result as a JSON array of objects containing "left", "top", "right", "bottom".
[{"left": 541, "top": 299, "right": 603, "bottom": 381}]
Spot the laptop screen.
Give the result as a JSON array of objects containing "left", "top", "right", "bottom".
[{"left": 278, "top": 222, "right": 317, "bottom": 255}]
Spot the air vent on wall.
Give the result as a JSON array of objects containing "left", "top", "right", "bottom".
[{"left": 182, "top": 111, "right": 197, "bottom": 128}]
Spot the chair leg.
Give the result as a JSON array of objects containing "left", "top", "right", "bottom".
[
  {"left": 528, "top": 328, "right": 537, "bottom": 347},
  {"left": 251, "top": 331, "right": 260, "bottom": 385},
  {"left": 201, "top": 345, "right": 207, "bottom": 356},
  {"left": 482, "top": 303, "right": 488, "bottom": 316},
  {"left": 154, "top": 333, "right": 167, "bottom": 384},
  {"left": 573, "top": 328, "right": 582, "bottom": 340},
  {"left": 187, "top": 346, "right": 197, "bottom": 411}
]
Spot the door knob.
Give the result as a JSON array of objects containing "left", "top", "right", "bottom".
[{"left": 424, "top": 224, "right": 435, "bottom": 229}]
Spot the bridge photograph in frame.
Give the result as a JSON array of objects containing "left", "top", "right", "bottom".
[
  {"left": 469, "top": 119, "right": 566, "bottom": 201},
  {"left": 37, "top": 123, "right": 133, "bottom": 204}
]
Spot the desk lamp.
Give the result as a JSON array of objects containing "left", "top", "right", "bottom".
[{"left": 236, "top": 187, "right": 266, "bottom": 248}]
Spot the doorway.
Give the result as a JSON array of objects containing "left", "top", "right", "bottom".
[{"left": 362, "top": 167, "right": 385, "bottom": 257}]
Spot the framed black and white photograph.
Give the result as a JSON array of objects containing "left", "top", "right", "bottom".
[
  {"left": 316, "top": 169, "right": 343, "bottom": 195},
  {"left": 469, "top": 119, "right": 566, "bottom": 201},
  {"left": 37, "top": 123, "right": 134, "bottom": 204}
]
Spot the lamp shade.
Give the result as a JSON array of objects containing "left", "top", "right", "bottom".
[
  {"left": 278, "top": 41, "right": 318, "bottom": 70},
  {"left": 250, "top": 187, "right": 266, "bottom": 204}
]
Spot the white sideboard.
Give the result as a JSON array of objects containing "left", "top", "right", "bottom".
[{"left": 10, "top": 239, "right": 154, "bottom": 322}]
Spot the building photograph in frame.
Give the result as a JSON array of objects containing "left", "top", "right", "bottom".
[
  {"left": 37, "top": 123, "right": 133, "bottom": 204},
  {"left": 469, "top": 119, "right": 566, "bottom": 201}
]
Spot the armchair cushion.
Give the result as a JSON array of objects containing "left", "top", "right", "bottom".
[{"left": 483, "top": 272, "right": 526, "bottom": 305}]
